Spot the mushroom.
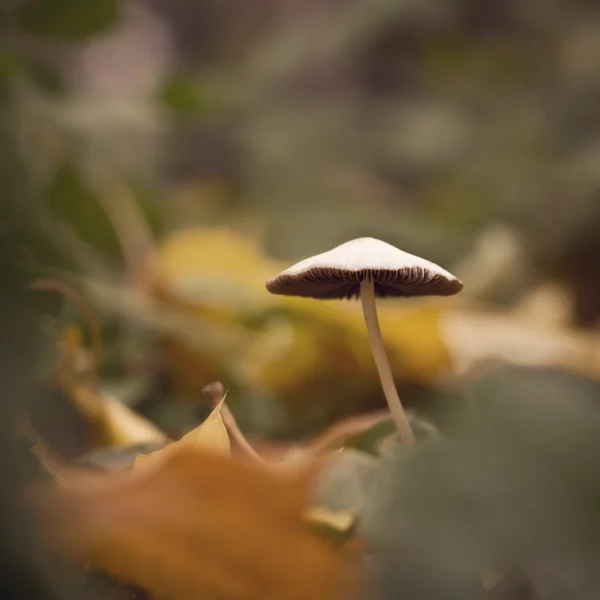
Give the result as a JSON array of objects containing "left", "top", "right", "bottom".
[{"left": 265, "top": 237, "right": 464, "bottom": 443}]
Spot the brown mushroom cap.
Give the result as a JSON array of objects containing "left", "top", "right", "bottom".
[{"left": 266, "top": 237, "right": 463, "bottom": 299}]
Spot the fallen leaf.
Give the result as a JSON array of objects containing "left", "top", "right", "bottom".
[
  {"left": 38, "top": 297, "right": 167, "bottom": 451},
  {"left": 97, "top": 395, "right": 169, "bottom": 448},
  {"left": 146, "top": 227, "right": 456, "bottom": 424},
  {"left": 68, "top": 383, "right": 101, "bottom": 419},
  {"left": 67, "top": 384, "right": 169, "bottom": 449},
  {"left": 513, "top": 283, "right": 573, "bottom": 327},
  {"left": 150, "top": 226, "right": 281, "bottom": 318},
  {"left": 305, "top": 506, "right": 356, "bottom": 536},
  {"left": 57, "top": 323, "right": 84, "bottom": 373},
  {"left": 75, "top": 443, "right": 169, "bottom": 471},
  {"left": 440, "top": 307, "right": 600, "bottom": 379},
  {"left": 132, "top": 395, "right": 230, "bottom": 474},
  {"left": 300, "top": 448, "right": 378, "bottom": 539},
  {"left": 32, "top": 448, "right": 357, "bottom": 600},
  {"left": 30, "top": 441, "right": 120, "bottom": 490}
]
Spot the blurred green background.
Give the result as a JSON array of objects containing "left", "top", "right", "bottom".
[
  {"left": 6, "top": 4, "right": 600, "bottom": 599},
  {"left": 3, "top": 0, "right": 600, "bottom": 443}
]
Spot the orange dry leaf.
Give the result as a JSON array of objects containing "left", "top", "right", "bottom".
[
  {"left": 132, "top": 395, "right": 230, "bottom": 475},
  {"left": 32, "top": 448, "right": 358, "bottom": 600}
]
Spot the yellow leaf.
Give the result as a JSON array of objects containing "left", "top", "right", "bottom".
[
  {"left": 242, "top": 300, "right": 453, "bottom": 423},
  {"left": 58, "top": 323, "right": 82, "bottom": 364},
  {"left": 378, "top": 301, "right": 453, "bottom": 383},
  {"left": 97, "top": 395, "right": 169, "bottom": 448},
  {"left": 148, "top": 227, "right": 285, "bottom": 398},
  {"left": 69, "top": 383, "right": 102, "bottom": 419},
  {"left": 132, "top": 395, "right": 230, "bottom": 475},
  {"left": 304, "top": 506, "right": 356, "bottom": 534},
  {"left": 147, "top": 227, "right": 458, "bottom": 421},
  {"left": 151, "top": 227, "right": 281, "bottom": 317},
  {"left": 67, "top": 384, "right": 168, "bottom": 449},
  {"left": 440, "top": 307, "right": 600, "bottom": 379}
]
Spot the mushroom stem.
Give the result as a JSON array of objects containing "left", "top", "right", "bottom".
[{"left": 360, "top": 280, "right": 415, "bottom": 443}]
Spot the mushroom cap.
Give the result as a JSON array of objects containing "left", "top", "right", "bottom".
[{"left": 265, "top": 237, "right": 463, "bottom": 299}]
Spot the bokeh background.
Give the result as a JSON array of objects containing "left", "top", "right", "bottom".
[
  {"left": 4, "top": 2, "right": 600, "bottom": 598},
  {"left": 6, "top": 0, "right": 600, "bottom": 435}
]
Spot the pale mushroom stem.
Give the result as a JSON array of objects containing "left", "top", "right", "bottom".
[{"left": 360, "top": 279, "right": 415, "bottom": 443}]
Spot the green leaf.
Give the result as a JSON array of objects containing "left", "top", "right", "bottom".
[
  {"left": 345, "top": 418, "right": 396, "bottom": 455},
  {"left": 0, "top": 51, "right": 21, "bottom": 84},
  {"left": 129, "top": 182, "right": 166, "bottom": 237},
  {"left": 44, "top": 162, "right": 122, "bottom": 259},
  {"left": 159, "top": 75, "right": 205, "bottom": 116},
  {"left": 19, "top": 0, "right": 120, "bottom": 40},
  {"left": 24, "top": 58, "right": 65, "bottom": 94},
  {"left": 0, "top": 52, "right": 64, "bottom": 99},
  {"left": 314, "top": 448, "right": 377, "bottom": 519},
  {"left": 158, "top": 74, "right": 219, "bottom": 117}
]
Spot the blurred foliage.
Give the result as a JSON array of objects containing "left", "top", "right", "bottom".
[
  {"left": 159, "top": 73, "right": 218, "bottom": 117},
  {"left": 4, "top": 0, "right": 600, "bottom": 599},
  {"left": 361, "top": 365, "right": 600, "bottom": 600},
  {"left": 2, "top": 0, "right": 600, "bottom": 437},
  {"left": 45, "top": 162, "right": 122, "bottom": 258},
  {"left": 19, "top": 0, "right": 120, "bottom": 39}
]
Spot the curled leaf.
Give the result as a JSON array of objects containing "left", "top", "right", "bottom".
[
  {"left": 66, "top": 383, "right": 168, "bottom": 449},
  {"left": 132, "top": 395, "right": 230, "bottom": 474},
  {"left": 97, "top": 395, "right": 168, "bottom": 448}
]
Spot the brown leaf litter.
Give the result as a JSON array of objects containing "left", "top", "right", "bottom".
[{"left": 30, "top": 448, "right": 360, "bottom": 600}]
